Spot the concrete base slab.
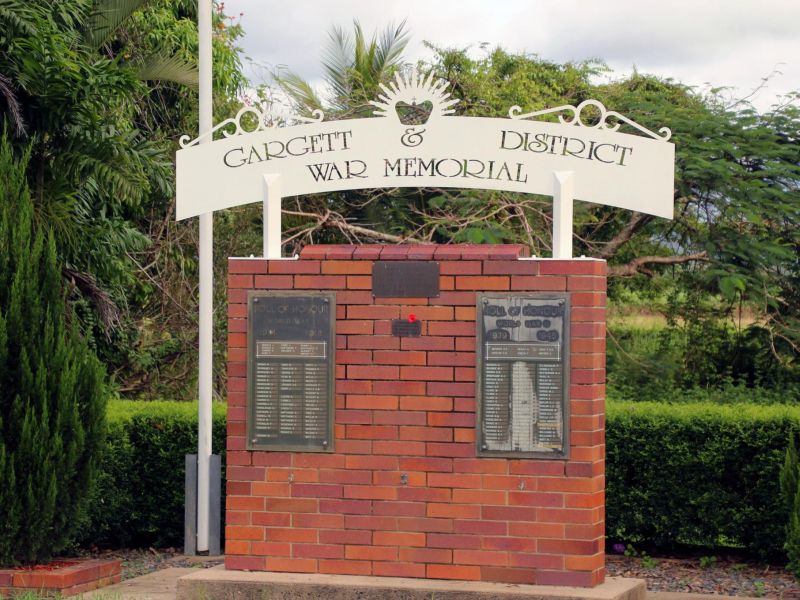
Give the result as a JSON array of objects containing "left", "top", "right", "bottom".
[
  {"left": 177, "top": 566, "right": 646, "bottom": 600},
  {"left": 85, "top": 568, "right": 196, "bottom": 600}
]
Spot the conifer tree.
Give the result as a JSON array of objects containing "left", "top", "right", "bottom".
[
  {"left": 0, "top": 136, "right": 107, "bottom": 566},
  {"left": 780, "top": 432, "right": 800, "bottom": 577}
]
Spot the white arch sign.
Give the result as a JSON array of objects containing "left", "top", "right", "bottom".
[{"left": 176, "top": 72, "right": 675, "bottom": 256}]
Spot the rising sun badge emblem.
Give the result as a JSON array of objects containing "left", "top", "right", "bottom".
[{"left": 369, "top": 70, "right": 460, "bottom": 125}]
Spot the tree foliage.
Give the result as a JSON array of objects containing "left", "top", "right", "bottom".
[
  {"left": 273, "top": 42, "right": 800, "bottom": 374},
  {"left": 0, "top": 137, "right": 107, "bottom": 566},
  {"left": 1, "top": 10, "right": 797, "bottom": 396},
  {"left": 275, "top": 19, "right": 409, "bottom": 117},
  {"left": 0, "top": 0, "right": 247, "bottom": 397}
]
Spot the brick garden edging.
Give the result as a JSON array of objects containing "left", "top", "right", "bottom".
[
  {"left": 225, "top": 244, "right": 606, "bottom": 587},
  {"left": 0, "top": 558, "right": 121, "bottom": 597}
]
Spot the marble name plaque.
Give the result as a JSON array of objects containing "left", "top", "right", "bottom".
[{"left": 477, "top": 293, "right": 569, "bottom": 458}]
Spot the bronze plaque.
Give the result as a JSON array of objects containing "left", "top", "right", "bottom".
[
  {"left": 477, "top": 293, "right": 569, "bottom": 458},
  {"left": 247, "top": 292, "right": 335, "bottom": 452},
  {"left": 372, "top": 261, "right": 440, "bottom": 297},
  {"left": 391, "top": 319, "right": 422, "bottom": 337}
]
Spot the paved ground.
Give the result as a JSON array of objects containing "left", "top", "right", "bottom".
[
  {"left": 84, "top": 567, "right": 763, "bottom": 600},
  {"left": 84, "top": 568, "right": 195, "bottom": 600}
]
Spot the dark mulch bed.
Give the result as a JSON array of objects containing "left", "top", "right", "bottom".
[
  {"left": 85, "top": 548, "right": 223, "bottom": 580},
  {"left": 607, "top": 554, "right": 799, "bottom": 598}
]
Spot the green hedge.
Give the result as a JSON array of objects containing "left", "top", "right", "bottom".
[
  {"left": 79, "top": 399, "right": 795, "bottom": 559},
  {"left": 78, "top": 401, "right": 226, "bottom": 549},
  {"left": 607, "top": 401, "right": 797, "bottom": 558}
]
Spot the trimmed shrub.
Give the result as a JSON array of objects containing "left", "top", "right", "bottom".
[
  {"left": 0, "top": 139, "right": 107, "bottom": 566},
  {"left": 79, "top": 401, "right": 226, "bottom": 549},
  {"left": 607, "top": 401, "right": 799, "bottom": 559},
  {"left": 80, "top": 399, "right": 796, "bottom": 560}
]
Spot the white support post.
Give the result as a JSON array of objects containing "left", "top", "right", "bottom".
[
  {"left": 196, "top": 0, "right": 213, "bottom": 554},
  {"left": 263, "top": 174, "right": 282, "bottom": 259},
  {"left": 552, "top": 171, "right": 574, "bottom": 259}
]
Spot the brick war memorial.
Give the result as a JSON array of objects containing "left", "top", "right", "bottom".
[
  {"left": 224, "top": 244, "right": 606, "bottom": 587},
  {"left": 175, "top": 70, "right": 675, "bottom": 599}
]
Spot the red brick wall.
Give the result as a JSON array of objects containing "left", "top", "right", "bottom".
[{"left": 225, "top": 244, "right": 606, "bottom": 587}]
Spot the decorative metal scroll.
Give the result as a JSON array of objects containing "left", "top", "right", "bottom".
[
  {"left": 508, "top": 99, "right": 672, "bottom": 141},
  {"left": 179, "top": 104, "right": 325, "bottom": 149}
]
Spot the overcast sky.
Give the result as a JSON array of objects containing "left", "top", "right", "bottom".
[{"left": 222, "top": 0, "right": 799, "bottom": 113}]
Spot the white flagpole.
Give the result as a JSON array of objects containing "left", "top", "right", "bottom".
[{"left": 196, "top": 0, "right": 213, "bottom": 554}]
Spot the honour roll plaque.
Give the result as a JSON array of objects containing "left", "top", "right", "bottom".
[
  {"left": 477, "top": 293, "right": 569, "bottom": 458},
  {"left": 247, "top": 292, "right": 335, "bottom": 452}
]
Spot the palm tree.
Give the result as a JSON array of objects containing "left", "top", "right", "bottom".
[
  {"left": 85, "top": 0, "right": 199, "bottom": 86},
  {"left": 0, "top": 0, "right": 200, "bottom": 329},
  {"left": 0, "top": 73, "right": 24, "bottom": 136},
  {"left": 275, "top": 19, "right": 410, "bottom": 118}
]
